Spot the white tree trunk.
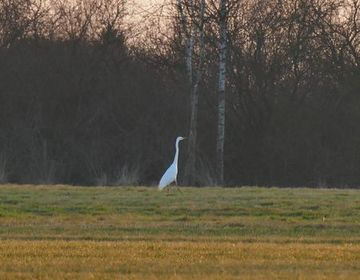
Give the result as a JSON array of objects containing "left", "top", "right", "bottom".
[
  {"left": 186, "top": 0, "right": 205, "bottom": 185},
  {"left": 216, "top": 0, "right": 227, "bottom": 185},
  {"left": 186, "top": 28, "right": 194, "bottom": 85},
  {"left": 177, "top": 0, "right": 206, "bottom": 185},
  {"left": 177, "top": 0, "right": 194, "bottom": 88}
]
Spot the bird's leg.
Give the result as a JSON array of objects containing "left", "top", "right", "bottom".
[
  {"left": 175, "top": 179, "right": 183, "bottom": 194},
  {"left": 165, "top": 186, "right": 171, "bottom": 196}
]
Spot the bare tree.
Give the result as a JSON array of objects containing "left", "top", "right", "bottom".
[
  {"left": 0, "top": 0, "right": 48, "bottom": 47},
  {"left": 176, "top": 0, "right": 206, "bottom": 185},
  {"left": 187, "top": 0, "right": 206, "bottom": 185},
  {"left": 216, "top": 0, "right": 227, "bottom": 185}
]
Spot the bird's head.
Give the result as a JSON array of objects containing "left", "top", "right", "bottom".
[{"left": 177, "top": 136, "right": 186, "bottom": 142}]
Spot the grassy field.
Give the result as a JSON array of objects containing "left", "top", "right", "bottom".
[{"left": 0, "top": 185, "right": 360, "bottom": 279}]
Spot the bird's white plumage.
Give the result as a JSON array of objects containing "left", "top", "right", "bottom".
[
  {"left": 158, "top": 163, "right": 177, "bottom": 190},
  {"left": 158, "top": 136, "right": 185, "bottom": 190}
]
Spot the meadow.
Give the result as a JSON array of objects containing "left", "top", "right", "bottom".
[{"left": 0, "top": 185, "right": 360, "bottom": 279}]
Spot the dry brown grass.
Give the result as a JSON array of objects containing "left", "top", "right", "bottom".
[{"left": 1, "top": 240, "right": 360, "bottom": 279}]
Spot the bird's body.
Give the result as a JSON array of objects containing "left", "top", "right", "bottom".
[
  {"left": 158, "top": 162, "right": 178, "bottom": 189},
  {"left": 158, "top": 136, "right": 185, "bottom": 190}
]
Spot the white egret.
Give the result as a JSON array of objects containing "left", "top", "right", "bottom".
[{"left": 158, "top": 136, "right": 186, "bottom": 190}]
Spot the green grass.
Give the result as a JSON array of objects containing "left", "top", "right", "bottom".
[
  {"left": 0, "top": 185, "right": 360, "bottom": 279},
  {"left": 0, "top": 185, "right": 359, "bottom": 242}
]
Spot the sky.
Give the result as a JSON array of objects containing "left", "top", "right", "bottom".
[{"left": 127, "top": 0, "right": 172, "bottom": 43}]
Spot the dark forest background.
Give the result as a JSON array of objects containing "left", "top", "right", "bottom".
[{"left": 0, "top": 0, "right": 359, "bottom": 187}]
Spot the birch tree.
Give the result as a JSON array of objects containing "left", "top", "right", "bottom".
[
  {"left": 177, "top": 0, "right": 206, "bottom": 185},
  {"left": 216, "top": 0, "right": 227, "bottom": 185}
]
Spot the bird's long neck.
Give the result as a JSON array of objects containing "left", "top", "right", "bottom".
[{"left": 173, "top": 139, "right": 180, "bottom": 165}]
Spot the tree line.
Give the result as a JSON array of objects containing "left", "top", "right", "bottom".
[{"left": 0, "top": 0, "right": 359, "bottom": 187}]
